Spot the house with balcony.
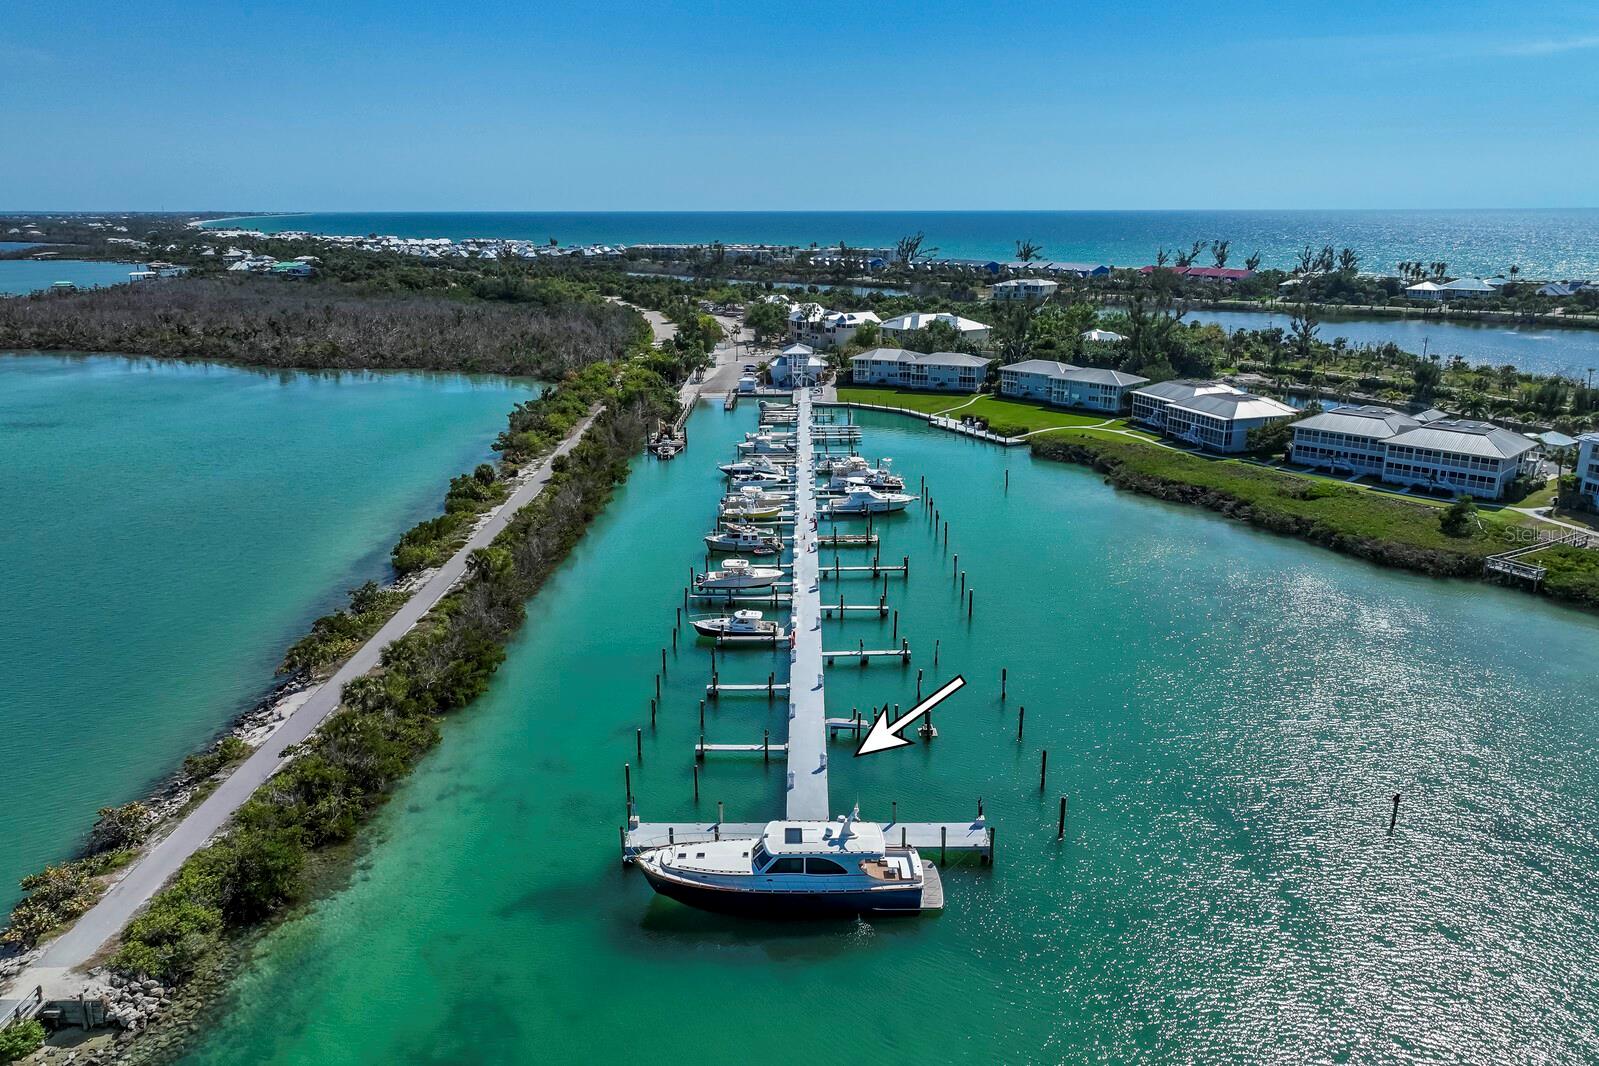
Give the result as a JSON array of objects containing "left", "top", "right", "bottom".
[
  {"left": 1131, "top": 380, "right": 1294, "bottom": 452},
  {"left": 850, "top": 349, "right": 988, "bottom": 392},
  {"left": 991, "top": 278, "right": 1060, "bottom": 302},
  {"left": 1052, "top": 368, "right": 1149, "bottom": 413},
  {"left": 1289, "top": 405, "right": 1421, "bottom": 476},
  {"left": 768, "top": 343, "right": 827, "bottom": 387},
  {"left": 1380, "top": 419, "right": 1540, "bottom": 499},
  {"left": 879, "top": 311, "right": 992, "bottom": 346},
  {"left": 999, "top": 359, "right": 1078, "bottom": 400},
  {"left": 788, "top": 304, "right": 881, "bottom": 349}
]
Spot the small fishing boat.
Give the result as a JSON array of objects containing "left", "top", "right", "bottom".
[
  {"left": 634, "top": 808, "right": 930, "bottom": 917},
  {"left": 721, "top": 485, "right": 789, "bottom": 509},
  {"left": 691, "top": 609, "right": 786, "bottom": 640},
  {"left": 720, "top": 498, "right": 784, "bottom": 522},
  {"left": 825, "top": 486, "right": 917, "bottom": 515},
  {"left": 695, "top": 558, "right": 783, "bottom": 591},
  {"left": 719, "top": 456, "right": 791, "bottom": 477},
  {"left": 705, "top": 524, "right": 782, "bottom": 555}
]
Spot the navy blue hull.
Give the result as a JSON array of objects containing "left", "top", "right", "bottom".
[{"left": 643, "top": 868, "right": 921, "bottom": 918}]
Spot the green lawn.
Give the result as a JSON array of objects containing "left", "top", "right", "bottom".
[
  {"left": 834, "top": 386, "right": 977, "bottom": 416},
  {"left": 835, "top": 387, "right": 1122, "bottom": 435}
]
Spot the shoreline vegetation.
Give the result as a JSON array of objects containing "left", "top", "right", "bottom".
[{"left": 1, "top": 255, "right": 698, "bottom": 1059}]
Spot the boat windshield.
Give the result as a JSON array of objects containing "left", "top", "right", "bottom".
[{"left": 750, "top": 843, "right": 770, "bottom": 871}]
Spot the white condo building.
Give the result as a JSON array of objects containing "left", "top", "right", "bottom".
[
  {"left": 1380, "top": 419, "right": 1539, "bottom": 499},
  {"left": 999, "top": 360, "right": 1149, "bottom": 412},
  {"left": 991, "top": 278, "right": 1060, "bottom": 301},
  {"left": 850, "top": 348, "right": 989, "bottom": 392},
  {"left": 1289, "top": 405, "right": 1422, "bottom": 476},
  {"left": 1130, "top": 380, "right": 1295, "bottom": 453}
]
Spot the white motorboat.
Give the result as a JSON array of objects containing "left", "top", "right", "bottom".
[
  {"left": 728, "top": 470, "right": 791, "bottom": 487},
  {"left": 691, "top": 609, "right": 786, "bottom": 640},
  {"left": 720, "top": 486, "right": 789, "bottom": 510},
  {"left": 827, "top": 458, "right": 903, "bottom": 491},
  {"left": 736, "top": 434, "right": 797, "bottom": 456},
  {"left": 695, "top": 558, "right": 783, "bottom": 591},
  {"left": 635, "top": 808, "right": 930, "bottom": 917},
  {"left": 817, "top": 453, "right": 873, "bottom": 474},
  {"left": 825, "top": 486, "right": 917, "bottom": 515},
  {"left": 705, "top": 525, "right": 782, "bottom": 555},
  {"left": 719, "top": 456, "right": 790, "bottom": 477},
  {"left": 744, "top": 429, "right": 796, "bottom": 441}
]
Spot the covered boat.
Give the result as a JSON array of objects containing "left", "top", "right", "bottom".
[
  {"left": 736, "top": 434, "right": 796, "bottom": 456},
  {"left": 635, "top": 810, "right": 929, "bottom": 918},
  {"left": 827, "top": 458, "right": 902, "bottom": 491},
  {"left": 825, "top": 486, "right": 917, "bottom": 515},
  {"left": 691, "top": 609, "right": 785, "bottom": 640},
  {"left": 705, "top": 524, "right": 782, "bottom": 555},
  {"left": 695, "top": 558, "right": 783, "bottom": 591}
]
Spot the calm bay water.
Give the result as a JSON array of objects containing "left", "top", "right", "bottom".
[
  {"left": 0, "top": 355, "right": 534, "bottom": 908},
  {"left": 209, "top": 209, "right": 1599, "bottom": 278},
  {"left": 0, "top": 259, "right": 143, "bottom": 294},
  {"left": 186, "top": 404, "right": 1599, "bottom": 1064},
  {"left": 1185, "top": 308, "right": 1599, "bottom": 382}
]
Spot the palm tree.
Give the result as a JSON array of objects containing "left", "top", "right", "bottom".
[
  {"left": 1155, "top": 247, "right": 1170, "bottom": 268},
  {"left": 1244, "top": 252, "right": 1261, "bottom": 272},
  {"left": 1338, "top": 247, "right": 1359, "bottom": 273},
  {"left": 1211, "top": 240, "right": 1230, "bottom": 268},
  {"left": 1015, "top": 239, "right": 1043, "bottom": 263}
]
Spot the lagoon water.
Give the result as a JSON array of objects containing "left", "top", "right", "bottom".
[
  {"left": 0, "top": 355, "right": 534, "bottom": 909},
  {"left": 0, "top": 259, "right": 145, "bottom": 295},
  {"left": 1185, "top": 307, "right": 1599, "bottom": 382},
  {"left": 210, "top": 209, "right": 1599, "bottom": 278},
  {"left": 185, "top": 403, "right": 1599, "bottom": 1063}
]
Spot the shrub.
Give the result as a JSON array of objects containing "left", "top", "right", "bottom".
[
  {"left": 88, "top": 802, "right": 151, "bottom": 853},
  {"left": 0, "top": 1020, "right": 46, "bottom": 1064}
]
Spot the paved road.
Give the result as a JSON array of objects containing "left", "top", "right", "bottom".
[{"left": 2, "top": 409, "right": 602, "bottom": 1008}]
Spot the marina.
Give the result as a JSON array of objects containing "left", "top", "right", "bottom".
[{"left": 628, "top": 386, "right": 991, "bottom": 910}]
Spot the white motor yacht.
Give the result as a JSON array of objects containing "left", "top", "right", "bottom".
[
  {"left": 825, "top": 486, "right": 917, "bottom": 515},
  {"left": 719, "top": 456, "right": 790, "bottom": 477},
  {"left": 635, "top": 809, "right": 930, "bottom": 917},
  {"left": 695, "top": 558, "right": 783, "bottom": 591}
]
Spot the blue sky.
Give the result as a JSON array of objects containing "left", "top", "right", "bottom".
[{"left": 5, "top": 1, "right": 1597, "bottom": 211}]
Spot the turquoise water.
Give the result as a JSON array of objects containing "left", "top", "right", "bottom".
[
  {"left": 1186, "top": 308, "right": 1599, "bottom": 381},
  {"left": 0, "top": 355, "right": 535, "bottom": 908},
  {"left": 0, "top": 259, "right": 143, "bottom": 294},
  {"left": 208, "top": 210, "right": 1599, "bottom": 277},
  {"left": 185, "top": 404, "right": 1599, "bottom": 1064}
]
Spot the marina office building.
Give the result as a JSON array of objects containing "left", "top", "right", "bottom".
[
  {"left": 850, "top": 348, "right": 990, "bottom": 392},
  {"left": 998, "top": 359, "right": 1150, "bottom": 413},
  {"left": 1572, "top": 432, "right": 1599, "bottom": 508},
  {"left": 1290, "top": 407, "right": 1541, "bottom": 500},
  {"left": 1130, "top": 379, "right": 1296, "bottom": 453}
]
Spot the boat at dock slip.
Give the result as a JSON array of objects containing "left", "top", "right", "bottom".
[
  {"left": 691, "top": 608, "right": 786, "bottom": 640},
  {"left": 728, "top": 469, "right": 792, "bottom": 487},
  {"left": 694, "top": 557, "right": 784, "bottom": 591},
  {"left": 720, "top": 485, "right": 790, "bottom": 512},
  {"left": 719, "top": 455, "right": 792, "bottom": 477},
  {"left": 825, "top": 486, "right": 918, "bottom": 516},
  {"left": 736, "top": 433, "right": 797, "bottom": 456},
  {"left": 826, "top": 458, "right": 903, "bottom": 491},
  {"left": 705, "top": 524, "right": 782, "bottom": 555},
  {"left": 635, "top": 810, "right": 930, "bottom": 917}
]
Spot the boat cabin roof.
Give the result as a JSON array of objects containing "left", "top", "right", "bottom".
[{"left": 760, "top": 818, "right": 885, "bottom": 856}]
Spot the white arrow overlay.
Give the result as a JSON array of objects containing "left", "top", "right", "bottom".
[{"left": 854, "top": 675, "right": 966, "bottom": 757}]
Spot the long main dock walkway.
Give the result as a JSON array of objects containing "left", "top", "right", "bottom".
[
  {"left": 784, "top": 389, "right": 830, "bottom": 820},
  {"left": 2, "top": 410, "right": 605, "bottom": 1016}
]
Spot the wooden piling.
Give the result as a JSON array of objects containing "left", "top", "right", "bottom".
[
  {"left": 693, "top": 762, "right": 699, "bottom": 800},
  {"left": 1039, "top": 748, "right": 1048, "bottom": 791},
  {"left": 1017, "top": 705, "right": 1025, "bottom": 741},
  {"left": 891, "top": 799, "right": 898, "bottom": 823},
  {"left": 960, "top": 570, "right": 966, "bottom": 596},
  {"left": 763, "top": 729, "right": 770, "bottom": 763},
  {"left": 1058, "top": 796, "right": 1067, "bottom": 839},
  {"left": 636, "top": 728, "right": 643, "bottom": 761},
  {"left": 934, "top": 638, "right": 940, "bottom": 666},
  {"left": 1001, "top": 667, "right": 1007, "bottom": 699},
  {"left": 968, "top": 588, "right": 974, "bottom": 618},
  {"left": 1389, "top": 792, "right": 1400, "bottom": 834},
  {"left": 1005, "top": 469, "right": 1010, "bottom": 493},
  {"left": 624, "top": 762, "right": 632, "bottom": 803},
  {"left": 941, "top": 824, "right": 947, "bottom": 864},
  {"left": 661, "top": 647, "right": 667, "bottom": 674}
]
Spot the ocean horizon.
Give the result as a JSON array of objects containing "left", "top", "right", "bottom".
[{"left": 205, "top": 208, "right": 1599, "bottom": 278}]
